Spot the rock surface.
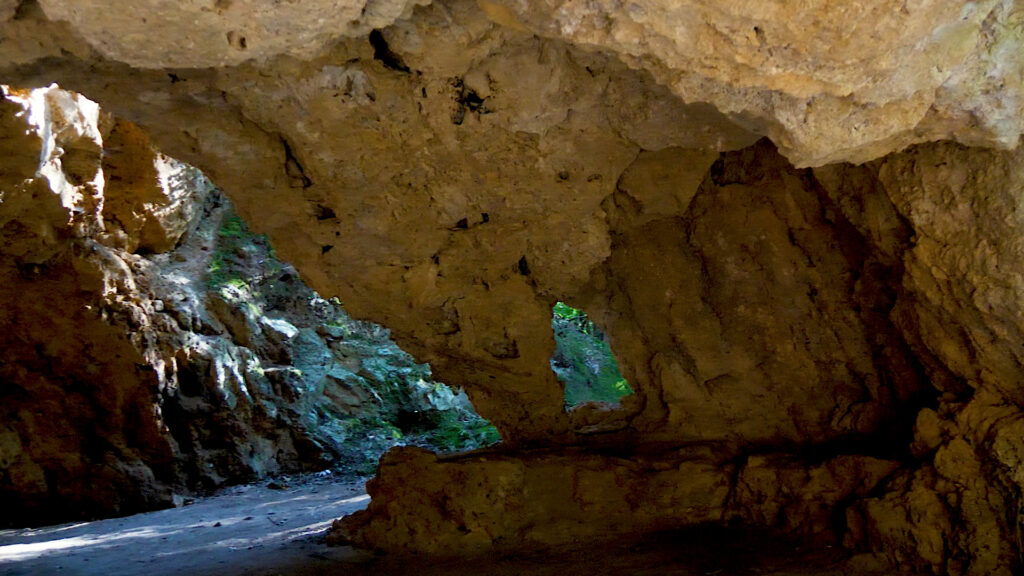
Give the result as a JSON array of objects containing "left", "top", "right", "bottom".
[
  {"left": 0, "top": 0, "right": 1023, "bottom": 573},
  {"left": 334, "top": 445, "right": 897, "bottom": 555},
  {"left": 16, "top": 0, "right": 1024, "bottom": 166}
]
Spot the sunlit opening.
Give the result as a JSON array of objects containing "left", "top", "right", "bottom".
[{"left": 550, "top": 302, "right": 632, "bottom": 408}]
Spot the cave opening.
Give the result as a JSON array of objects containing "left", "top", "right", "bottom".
[
  {"left": 0, "top": 85, "right": 501, "bottom": 540},
  {"left": 550, "top": 302, "right": 632, "bottom": 409},
  {"left": 163, "top": 190, "right": 503, "bottom": 482}
]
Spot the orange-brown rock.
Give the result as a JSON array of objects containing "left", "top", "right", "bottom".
[
  {"left": 0, "top": 87, "right": 183, "bottom": 522},
  {"left": 333, "top": 445, "right": 897, "bottom": 555}
]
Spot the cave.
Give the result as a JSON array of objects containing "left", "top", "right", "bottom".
[
  {"left": 0, "top": 82, "right": 502, "bottom": 523},
  {"left": 2, "top": 1, "right": 1024, "bottom": 575}
]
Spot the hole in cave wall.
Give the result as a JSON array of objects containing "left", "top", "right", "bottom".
[
  {"left": 194, "top": 198, "right": 502, "bottom": 476},
  {"left": 550, "top": 302, "right": 632, "bottom": 409}
]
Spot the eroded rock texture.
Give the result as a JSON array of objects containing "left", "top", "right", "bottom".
[{"left": 1, "top": 0, "right": 1024, "bottom": 573}]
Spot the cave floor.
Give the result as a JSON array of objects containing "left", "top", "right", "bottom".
[
  {"left": 0, "top": 475, "right": 370, "bottom": 576},
  {"left": 0, "top": 476, "right": 888, "bottom": 576}
]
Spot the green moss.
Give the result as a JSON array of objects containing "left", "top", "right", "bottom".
[
  {"left": 328, "top": 409, "right": 499, "bottom": 476},
  {"left": 553, "top": 301, "right": 584, "bottom": 321},
  {"left": 217, "top": 212, "right": 249, "bottom": 238},
  {"left": 419, "top": 411, "right": 501, "bottom": 452}
]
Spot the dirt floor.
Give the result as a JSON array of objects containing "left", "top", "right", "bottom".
[{"left": 0, "top": 475, "right": 892, "bottom": 576}]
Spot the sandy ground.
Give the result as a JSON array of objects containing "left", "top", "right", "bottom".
[
  {"left": 0, "top": 476, "right": 374, "bottom": 576},
  {"left": 0, "top": 475, "right": 891, "bottom": 576}
]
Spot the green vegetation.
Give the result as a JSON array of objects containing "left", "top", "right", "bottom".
[
  {"left": 319, "top": 398, "right": 500, "bottom": 477},
  {"left": 204, "top": 208, "right": 282, "bottom": 291},
  {"left": 551, "top": 302, "right": 632, "bottom": 407},
  {"left": 417, "top": 410, "right": 502, "bottom": 452},
  {"left": 217, "top": 211, "right": 249, "bottom": 238}
]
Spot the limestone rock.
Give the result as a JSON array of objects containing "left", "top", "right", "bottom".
[
  {"left": 0, "top": 0, "right": 17, "bottom": 21},
  {"left": 333, "top": 445, "right": 734, "bottom": 553},
  {"left": 488, "top": 0, "right": 1024, "bottom": 166},
  {"left": 730, "top": 454, "right": 899, "bottom": 542},
  {"left": 816, "top": 142, "right": 1024, "bottom": 575},
  {"left": 99, "top": 119, "right": 213, "bottom": 253},
  {"left": 15, "top": 0, "right": 1022, "bottom": 165},
  {"left": 37, "top": 0, "right": 427, "bottom": 68},
  {"left": 333, "top": 445, "right": 899, "bottom": 553},
  {"left": 0, "top": 87, "right": 179, "bottom": 518}
]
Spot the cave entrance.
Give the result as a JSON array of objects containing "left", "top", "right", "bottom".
[
  {"left": 181, "top": 193, "right": 509, "bottom": 478},
  {"left": 0, "top": 85, "right": 500, "bottom": 534},
  {"left": 550, "top": 302, "right": 632, "bottom": 408},
  {"left": 193, "top": 198, "right": 502, "bottom": 479}
]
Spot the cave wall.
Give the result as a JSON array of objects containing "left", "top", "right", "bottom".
[
  {"left": 1, "top": 0, "right": 1023, "bottom": 572},
  {"left": 838, "top": 143, "right": 1024, "bottom": 575},
  {"left": 0, "top": 88, "right": 182, "bottom": 523}
]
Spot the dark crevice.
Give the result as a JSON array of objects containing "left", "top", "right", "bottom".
[
  {"left": 516, "top": 255, "right": 530, "bottom": 276},
  {"left": 369, "top": 30, "right": 411, "bottom": 73},
  {"left": 315, "top": 204, "right": 337, "bottom": 220},
  {"left": 281, "top": 137, "right": 312, "bottom": 189},
  {"left": 450, "top": 77, "right": 491, "bottom": 125},
  {"left": 13, "top": 0, "right": 41, "bottom": 21},
  {"left": 804, "top": 168, "right": 943, "bottom": 464}
]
